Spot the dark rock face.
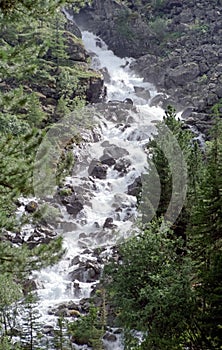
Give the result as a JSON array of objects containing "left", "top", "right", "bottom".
[
  {"left": 128, "top": 177, "right": 142, "bottom": 197},
  {"left": 25, "top": 201, "right": 38, "bottom": 213},
  {"left": 69, "top": 260, "right": 101, "bottom": 282},
  {"left": 103, "top": 217, "right": 117, "bottom": 229},
  {"left": 61, "top": 194, "right": 84, "bottom": 217},
  {"left": 72, "top": 0, "right": 157, "bottom": 58},
  {"left": 86, "top": 75, "right": 106, "bottom": 103},
  {"left": 164, "top": 62, "right": 200, "bottom": 88},
  {"left": 72, "top": 0, "right": 222, "bottom": 135},
  {"left": 128, "top": 0, "right": 222, "bottom": 134},
  {"left": 88, "top": 159, "right": 108, "bottom": 179}
]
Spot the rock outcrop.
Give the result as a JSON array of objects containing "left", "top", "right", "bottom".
[{"left": 71, "top": 0, "right": 222, "bottom": 136}]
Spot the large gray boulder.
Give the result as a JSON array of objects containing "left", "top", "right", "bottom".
[{"left": 164, "top": 62, "right": 200, "bottom": 88}]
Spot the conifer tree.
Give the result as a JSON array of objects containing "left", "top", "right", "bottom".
[
  {"left": 187, "top": 119, "right": 222, "bottom": 349},
  {"left": 104, "top": 219, "right": 196, "bottom": 349}
]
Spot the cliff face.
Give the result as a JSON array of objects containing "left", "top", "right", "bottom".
[{"left": 72, "top": 0, "right": 222, "bottom": 135}]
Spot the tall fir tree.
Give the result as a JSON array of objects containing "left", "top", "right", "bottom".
[{"left": 187, "top": 119, "right": 222, "bottom": 349}]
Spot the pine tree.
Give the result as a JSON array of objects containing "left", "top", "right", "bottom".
[
  {"left": 187, "top": 119, "right": 222, "bottom": 349},
  {"left": 141, "top": 106, "right": 203, "bottom": 240},
  {"left": 104, "top": 219, "right": 196, "bottom": 349}
]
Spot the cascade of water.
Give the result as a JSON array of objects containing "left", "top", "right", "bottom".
[{"left": 32, "top": 27, "right": 165, "bottom": 349}]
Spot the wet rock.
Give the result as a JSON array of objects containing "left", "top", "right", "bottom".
[
  {"left": 61, "top": 194, "right": 84, "bottom": 217},
  {"left": 100, "top": 154, "right": 116, "bottom": 166},
  {"left": 100, "top": 67, "right": 111, "bottom": 83},
  {"left": 103, "top": 332, "right": 117, "bottom": 342},
  {"left": 103, "top": 217, "right": 117, "bottom": 229},
  {"left": 79, "top": 298, "right": 91, "bottom": 312},
  {"left": 73, "top": 281, "right": 81, "bottom": 298},
  {"left": 25, "top": 201, "right": 38, "bottom": 213},
  {"left": 124, "top": 98, "right": 133, "bottom": 105},
  {"left": 149, "top": 93, "right": 168, "bottom": 107},
  {"left": 134, "top": 86, "right": 151, "bottom": 101},
  {"left": 22, "top": 278, "right": 38, "bottom": 295},
  {"left": 114, "top": 158, "right": 131, "bottom": 175},
  {"left": 70, "top": 255, "right": 81, "bottom": 266},
  {"left": 66, "top": 201, "right": 83, "bottom": 216},
  {"left": 100, "top": 144, "right": 129, "bottom": 167},
  {"left": 64, "top": 15, "right": 82, "bottom": 39},
  {"left": 128, "top": 177, "right": 142, "bottom": 197},
  {"left": 86, "top": 75, "right": 106, "bottom": 103},
  {"left": 181, "top": 107, "right": 195, "bottom": 119},
  {"left": 69, "top": 261, "right": 101, "bottom": 282},
  {"left": 58, "top": 221, "right": 78, "bottom": 232},
  {"left": 88, "top": 159, "right": 108, "bottom": 179}
]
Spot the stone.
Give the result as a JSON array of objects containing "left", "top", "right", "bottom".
[
  {"left": 100, "top": 145, "right": 129, "bottom": 168},
  {"left": 114, "top": 158, "right": 131, "bottom": 175},
  {"left": 88, "top": 159, "right": 108, "bottom": 179},
  {"left": 86, "top": 76, "right": 105, "bottom": 103},
  {"left": 134, "top": 86, "right": 151, "bottom": 100},
  {"left": 66, "top": 201, "right": 83, "bottom": 216},
  {"left": 165, "top": 62, "right": 200, "bottom": 88},
  {"left": 69, "top": 262, "right": 101, "bottom": 283},
  {"left": 25, "top": 201, "right": 38, "bottom": 213},
  {"left": 128, "top": 177, "right": 142, "bottom": 197},
  {"left": 103, "top": 332, "right": 117, "bottom": 342},
  {"left": 103, "top": 217, "right": 117, "bottom": 229}
]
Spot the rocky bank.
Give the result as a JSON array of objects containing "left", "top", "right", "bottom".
[{"left": 71, "top": 0, "right": 222, "bottom": 136}]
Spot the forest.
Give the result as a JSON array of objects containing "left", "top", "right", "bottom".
[{"left": 0, "top": 0, "right": 221, "bottom": 349}]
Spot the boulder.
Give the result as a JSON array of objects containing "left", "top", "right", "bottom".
[
  {"left": 88, "top": 159, "right": 108, "bottom": 179},
  {"left": 128, "top": 177, "right": 142, "bottom": 197},
  {"left": 103, "top": 332, "right": 117, "bottom": 342},
  {"left": 103, "top": 217, "right": 117, "bottom": 229},
  {"left": 134, "top": 86, "right": 151, "bottom": 100},
  {"left": 25, "top": 201, "right": 38, "bottom": 213},
  {"left": 69, "top": 262, "right": 101, "bottom": 282},
  {"left": 63, "top": 31, "right": 88, "bottom": 62},
  {"left": 61, "top": 194, "right": 84, "bottom": 216},
  {"left": 66, "top": 201, "right": 83, "bottom": 216},
  {"left": 100, "top": 145, "right": 129, "bottom": 166},
  {"left": 86, "top": 75, "right": 106, "bottom": 103},
  {"left": 114, "top": 158, "right": 131, "bottom": 175},
  {"left": 164, "top": 62, "right": 200, "bottom": 88}
]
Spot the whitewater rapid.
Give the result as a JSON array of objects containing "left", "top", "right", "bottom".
[{"left": 33, "top": 30, "right": 165, "bottom": 349}]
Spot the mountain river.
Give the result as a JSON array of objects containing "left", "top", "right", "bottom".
[{"left": 30, "top": 28, "right": 166, "bottom": 349}]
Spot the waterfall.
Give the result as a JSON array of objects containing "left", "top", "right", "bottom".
[{"left": 32, "top": 28, "right": 165, "bottom": 349}]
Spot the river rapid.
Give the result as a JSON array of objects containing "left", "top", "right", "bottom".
[{"left": 30, "top": 28, "right": 165, "bottom": 349}]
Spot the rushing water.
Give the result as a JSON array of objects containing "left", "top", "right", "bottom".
[{"left": 32, "top": 29, "right": 165, "bottom": 349}]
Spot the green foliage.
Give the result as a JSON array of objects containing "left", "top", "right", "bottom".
[
  {"left": 149, "top": 17, "right": 169, "bottom": 41},
  {"left": 52, "top": 317, "right": 69, "bottom": 350},
  {"left": 33, "top": 203, "right": 62, "bottom": 225},
  {"left": 116, "top": 9, "right": 135, "bottom": 39},
  {"left": 187, "top": 119, "right": 222, "bottom": 349},
  {"left": 0, "top": 0, "right": 91, "bottom": 18},
  {"left": 142, "top": 106, "right": 201, "bottom": 228},
  {"left": 0, "top": 130, "right": 42, "bottom": 231},
  {"left": 0, "top": 87, "right": 46, "bottom": 131},
  {"left": 211, "top": 98, "right": 222, "bottom": 117},
  {"left": 68, "top": 306, "right": 104, "bottom": 349},
  {"left": 104, "top": 219, "right": 195, "bottom": 349},
  {"left": 104, "top": 109, "right": 222, "bottom": 350}
]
